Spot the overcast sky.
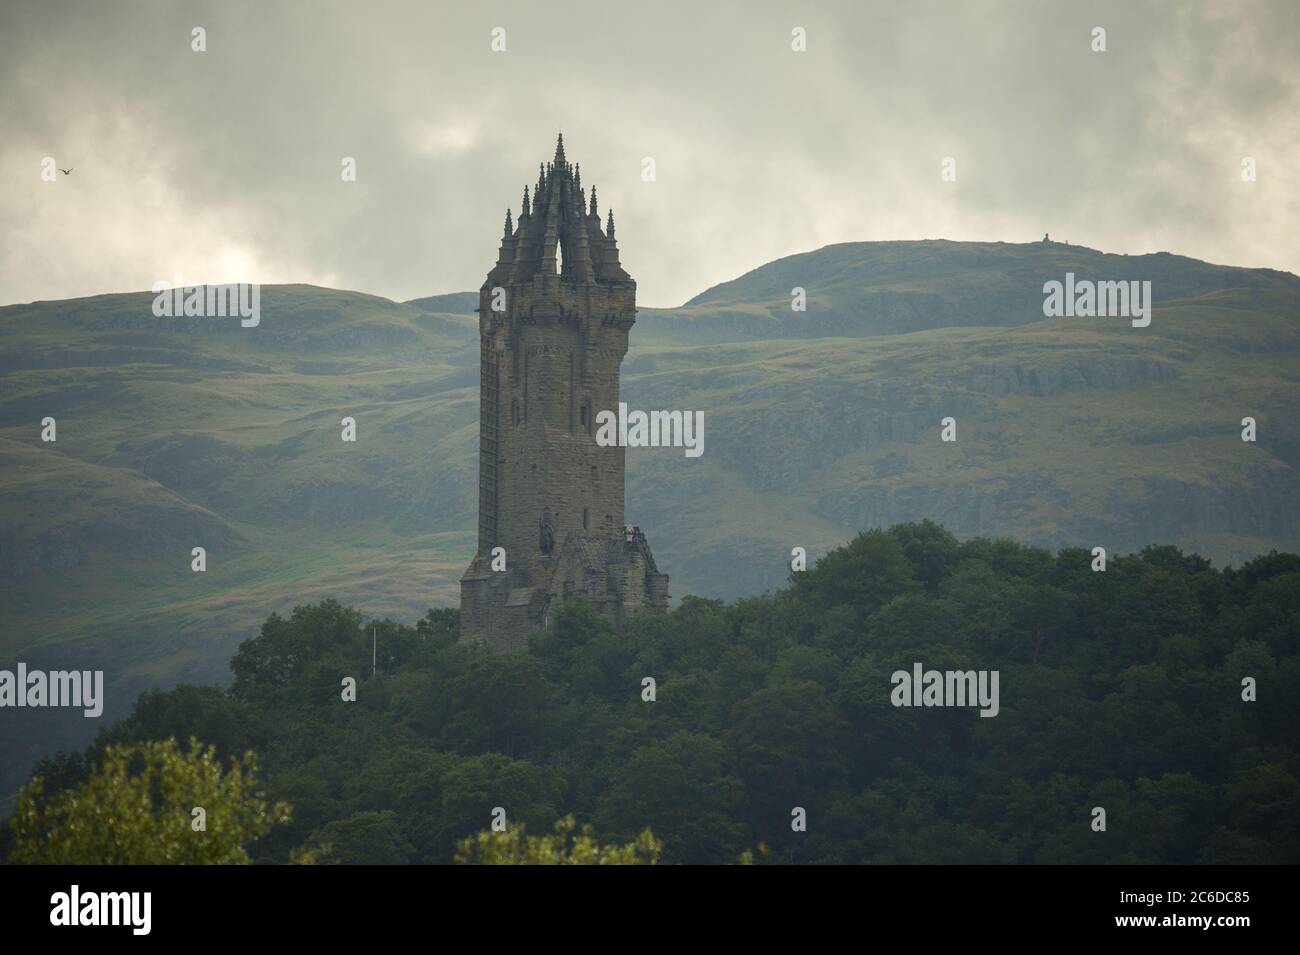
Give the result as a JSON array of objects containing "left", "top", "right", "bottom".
[{"left": 1, "top": 0, "right": 1296, "bottom": 308}]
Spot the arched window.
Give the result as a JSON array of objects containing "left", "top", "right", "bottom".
[
  {"left": 511, "top": 398, "right": 520, "bottom": 426},
  {"left": 579, "top": 400, "right": 589, "bottom": 430}
]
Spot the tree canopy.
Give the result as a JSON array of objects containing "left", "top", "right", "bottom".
[
  {"left": 6, "top": 522, "right": 1297, "bottom": 864},
  {"left": 8, "top": 738, "right": 288, "bottom": 864}
]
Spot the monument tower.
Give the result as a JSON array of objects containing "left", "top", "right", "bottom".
[{"left": 459, "top": 135, "right": 668, "bottom": 650}]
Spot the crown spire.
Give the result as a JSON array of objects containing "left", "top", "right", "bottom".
[{"left": 486, "top": 137, "right": 631, "bottom": 289}]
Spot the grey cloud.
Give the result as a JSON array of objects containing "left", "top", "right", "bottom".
[{"left": 1, "top": 0, "right": 1295, "bottom": 308}]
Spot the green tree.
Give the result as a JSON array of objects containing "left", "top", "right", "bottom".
[
  {"left": 725, "top": 680, "right": 850, "bottom": 841},
  {"left": 434, "top": 753, "right": 565, "bottom": 857},
  {"left": 9, "top": 738, "right": 289, "bottom": 864},
  {"left": 431, "top": 648, "right": 559, "bottom": 757},
  {"left": 891, "top": 519, "right": 961, "bottom": 590},
  {"left": 229, "top": 599, "right": 372, "bottom": 706},
  {"left": 455, "top": 815, "right": 661, "bottom": 865},
  {"left": 293, "top": 810, "right": 414, "bottom": 864},
  {"left": 789, "top": 529, "right": 919, "bottom": 625},
  {"left": 596, "top": 731, "right": 750, "bottom": 864}
]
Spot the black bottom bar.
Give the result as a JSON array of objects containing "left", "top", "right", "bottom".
[{"left": 0, "top": 863, "right": 1289, "bottom": 942}]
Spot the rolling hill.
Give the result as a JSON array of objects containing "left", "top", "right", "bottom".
[{"left": 2, "top": 239, "right": 1298, "bottom": 798}]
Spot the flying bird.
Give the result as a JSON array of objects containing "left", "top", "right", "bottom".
[{"left": 59, "top": 167, "right": 73, "bottom": 175}]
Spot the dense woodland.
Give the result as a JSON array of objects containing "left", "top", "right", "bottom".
[{"left": 5, "top": 521, "right": 1298, "bottom": 864}]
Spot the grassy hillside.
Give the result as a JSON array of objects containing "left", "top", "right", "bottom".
[
  {"left": 1, "top": 243, "right": 1298, "bottom": 799},
  {"left": 625, "top": 290, "right": 1300, "bottom": 600},
  {"left": 636, "top": 240, "right": 1300, "bottom": 344}
]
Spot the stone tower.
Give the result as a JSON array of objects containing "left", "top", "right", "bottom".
[{"left": 459, "top": 135, "right": 669, "bottom": 651}]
